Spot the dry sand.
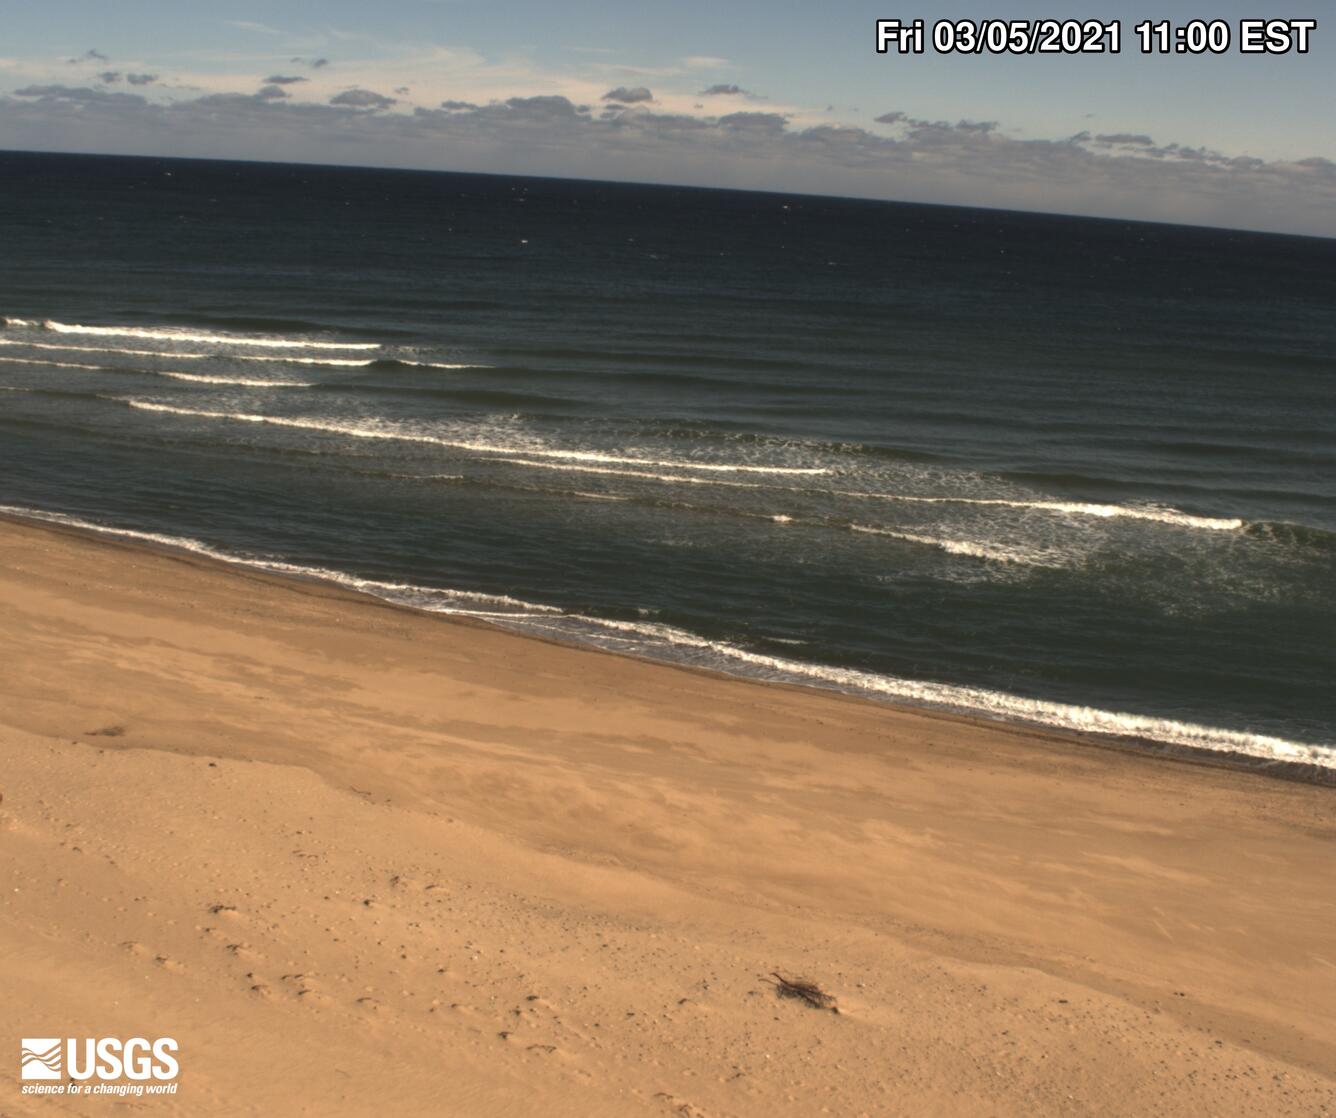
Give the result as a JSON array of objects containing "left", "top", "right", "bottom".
[{"left": 0, "top": 515, "right": 1333, "bottom": 1116}]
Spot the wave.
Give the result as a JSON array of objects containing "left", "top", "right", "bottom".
[
  {"left": 489, "top": 458, "right": 770, "bottom": 489},
  {"left": 0, "top": 339, "right": 209, "bottom": 359},
  {"left": 483, "top": 459, "right": 1247, "bottom": 537},
  {"left": 849, "top": 525, "right": 1059, "bottom": 566},
  {"left": 120, "top": 400, "right": 827, "bottom": 474},
  {"left": 0, "top": 335, "right": 479, "bottom": 369},
  {"left": 0, "top": 501, "right": 1328, "bottom": 769},
  {"left": 0, "top": 505, "right": 560, "bottom": 616},
  {"left": 836, "top": 491, "right": 1243, "bottom": 531},
  {"left": 36, "top": 320, "right": 380, "bottom": 351},
  {"left": 552, "top": 615, "right": 1332, "bottom": 767},
  {"left": 393, "top": 359, "right": 491, "bottom": 370},
  {"left": 237, "top": 355, "right": 376, "bottom": 367},
  {"left": 0, "top": 355, "right": 108, "bottom": 372},
  {"left": 0, "top": 357, "right": 309, "bottom": 390},
  {"left": 160, "top": 372, "right": 315, "bottom": 388}
]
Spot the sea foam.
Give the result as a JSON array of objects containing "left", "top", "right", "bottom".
[
  {"left": 160, "top": 372, "right": 315, "bottom": 388},
  {"left": 0, "top": 339, "right": 208, "bottom": 359},
  {"left": 121, "top": 400, "right": 826, "bottom": 473},
  {"left": 40, "top": 320, "right": 380, "bottom": 350},
  {"left": 838, "top": 490, "right": 1242, "bottom": 531}
]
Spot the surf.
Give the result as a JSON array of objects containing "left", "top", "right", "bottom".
[{"left": 37, "top": 319, "right": 380, "bottom": 351}]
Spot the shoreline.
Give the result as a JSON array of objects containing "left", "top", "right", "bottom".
[
  {"left": 1, "top": 504, "right": 1330, "bottom": 786},
  {"left": 2, "top": 511, "right": 1334, "bottom": 1114}
]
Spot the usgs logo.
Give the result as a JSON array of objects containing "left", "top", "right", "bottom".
[{"left": 21, "top": 1037, "right": 179, "bottom": 1083}]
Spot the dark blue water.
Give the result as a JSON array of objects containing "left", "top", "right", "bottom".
[{"left": 2, "top": 150, "right": 1333, "bottom": 765}]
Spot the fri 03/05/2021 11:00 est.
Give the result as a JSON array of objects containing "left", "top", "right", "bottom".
[{"left": 875, "top": 17, "right": 1317, "bottom": 56}]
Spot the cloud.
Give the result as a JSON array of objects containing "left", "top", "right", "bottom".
[
  {"left": 68, "top": 49, "right": 109, "bottom": 64},
  {"left": 602, "top": 86, "right": 653, "bottom": 104},
  {"left": 1094, "top": 133, "right": 1154, "bottom": 146},
  {"left": 12, "top": 84, "right": 147, "bottom": 107},
  {"left": 700, "top": 84, "right": 748, "bottom": 96},
  {"left": 1, "top": 83, "right": 1332, "bottom": 237},
  {"left": 264, "top": 75, "right": 307, "bottom": 85},
  {"left": 716, "top": 111, "right": 788, "bottom": 135},
  {"left": 290, "top": 57, "right": 331, "bottom": 69},
  {"left": 226, "top": 20, "right": 280, "bottom": 35},
  {"left": 97, "top": 71, "right": 122, "bottom": 84},
  {"left": 329, "top": 88, "right": 396, "bottom": 110},
  {"left": 683, "top": 56, "right": 729, "bottom": 69},
  {"left": 126, "top": 73, "right": 157, "bottom": 86}
]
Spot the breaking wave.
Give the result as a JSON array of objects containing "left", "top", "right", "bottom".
[
  {"left": 0, "top": 338, "right": 208, "bottom": 359},
  {"left": 34, "top": 319, "right": 380, "bottom": 350},
  {"left": 160, "top": 372, "right": 315, "bottom": 388},
  {"left": 120, "top": 400, "right": 828, "bottom": 473},
  {"left": 849, "top": 525, "right": 1061, "bottom": 566},
  {"left": 837, "top": 491, "right": 1243, "bottom": 531}
]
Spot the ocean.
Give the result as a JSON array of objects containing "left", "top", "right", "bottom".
[{"left": 1, "top": 150, "right": 1332, "bottom": 768}]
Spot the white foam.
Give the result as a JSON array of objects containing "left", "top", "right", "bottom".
[
  {"left": 0, "top": 355, "right": 108, "bottom": 372},
  {"left": 0, "top": 339, "right": 209, "bottom": 359},
  {"left": 545, "top": 452, "right": 824, "bottom": 475},
  {"left": 839, "top": 491, "right": 1241, "bottom": 532},
  {"left": 494, "top": 458, "right": 769, "bottom": 489},
  {"left": 41, "top": 320, "right": 379, "bottom": 351},
  {"left": 0, "top": 505, "right": 560, "bottom": 616},
  {"left": 849, "top": 525, "right": 1057, "bottom": 567},
  {"left": 160, "top": 372, "right": 315, "bottom": 388},
  {"left": 2, "top": 317, "right": 36, "bottom": 326},
  {"left": 398, "top": 359, "right": 492, "bottom": 369},
  {"left": 121, "top": 401, "right": 815, "bottom": 475},
  {"left": 554, "top": 613, "right": 1334, "bottom": 768},
  {"left": 236, "top": 355, "right": 376, "bottom": 367}
]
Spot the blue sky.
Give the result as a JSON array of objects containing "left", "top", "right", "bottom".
[{"left": 1, "top": 1, "right": 1332, "bottom": 234}]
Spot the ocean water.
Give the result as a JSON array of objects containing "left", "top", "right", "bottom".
[{"left": 1, "top": 150, "right": 1333, "bottom": 768}]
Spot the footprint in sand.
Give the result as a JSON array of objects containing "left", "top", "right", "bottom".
[
  {"left": 224, "top": 942, "right": 264, "bottom": 963},
  {"left": 653, "top": 1094, "right": 711, "bottom": 1118},
  {"left": 280, "top": 973, "right": 331, "bottom": 1005}
]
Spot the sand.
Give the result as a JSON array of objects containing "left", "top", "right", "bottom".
[{"left": 0, "top": 514, "right": 1333, "bottom": 1116}]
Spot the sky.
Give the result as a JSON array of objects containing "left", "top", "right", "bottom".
[{"left": 1, "top": 1, "right": 1333, "bottom": 235}]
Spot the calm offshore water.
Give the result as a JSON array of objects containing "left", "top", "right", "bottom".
[{"left": 1, "top": 151, "right": 1333, "bottom": 766}]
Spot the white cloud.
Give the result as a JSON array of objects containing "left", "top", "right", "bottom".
[{"left": 226, "top": 21, "right": 282, "bottom": 36}]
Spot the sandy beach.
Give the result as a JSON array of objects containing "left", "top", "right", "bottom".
[{"left": 1, "top": 513, "right": 1333, "bottom": 1116}]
